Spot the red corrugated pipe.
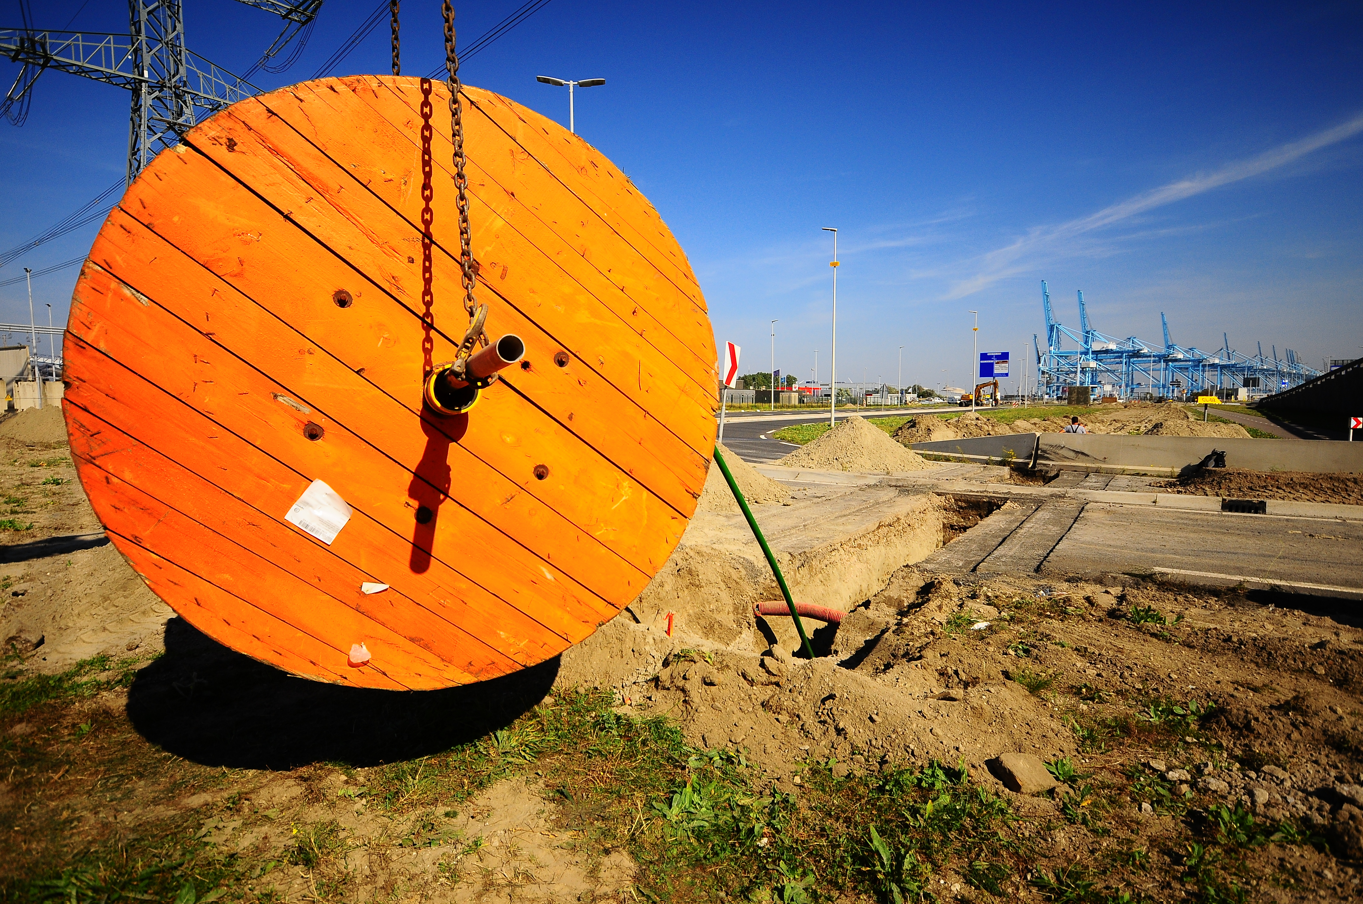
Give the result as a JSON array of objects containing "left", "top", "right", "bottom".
[{"left": 754, "top": 601, "right": 843, "bottom": 624}]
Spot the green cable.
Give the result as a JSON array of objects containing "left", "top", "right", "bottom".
[{"left": 711, "top": 446, "right": 815, "bottom": 659}]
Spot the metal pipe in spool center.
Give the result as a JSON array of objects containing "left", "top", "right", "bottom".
[{"left": 424, "top": 334, "right": 525, "bottom": 415}]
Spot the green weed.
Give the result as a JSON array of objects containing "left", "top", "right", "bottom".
[
  {"left": 41, "top": 476, "right": 66, "bottom": 486},
  {"left": 1125, "top": 605, "right": 1168, "bottom": 625},
  {"left": 1013, "top": 668, "right": 1055, "bottom": 696},
  {"left": 0, "top": 518, "right": 34, "bottom": 531},
  {"left": 1136, "top": 698, "right": 1215, "bottom": 734},
  {"left": 287, "top": 820, "right": 345, "bottom": 869},
  {"left": 1046, "top": 757, "right": 1084, "bottom": 784},
  {"left": 1031, "top": 864, "right": 1097, "bottom": 902}
]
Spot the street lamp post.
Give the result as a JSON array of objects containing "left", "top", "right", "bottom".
[
  {"left": 898, "top": 345, "right": 903, "bottom": 407},
  {"left": 535, "top": 75, "right": 605, "bottom": 134},
  {"left": 822, "top": 227, "right": 838, "bottom": 427},
  {"left": 25, "top": 267, "right": 41, "bottom": 410},
  {"left": 969, "top": 310, "right": 979, "bottom": 412},
  {"left": 770, "top": 319, "right": 778, "bottom": 411}
]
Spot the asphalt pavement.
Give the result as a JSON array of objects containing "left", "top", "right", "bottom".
[{"left": 716, "top": 406, "right": 959, "bottom": 463}]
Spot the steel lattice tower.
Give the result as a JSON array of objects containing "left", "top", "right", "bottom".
[{"left": 2, "top": 1, "right": 321, "bottom": 184}]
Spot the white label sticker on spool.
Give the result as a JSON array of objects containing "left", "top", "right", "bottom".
[{"left": 285, "top": 479, "right": 352, "bottom": 545}]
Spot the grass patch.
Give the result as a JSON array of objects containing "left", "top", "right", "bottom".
[
  {"left": 0, "top": 517, "right": 34, "bottom": 531},
  {"left": 1197, "top": 411, "right": 1280, "bottom": 439},
  {"left": 772, "top": 422, "right": 830, "bottom": 445},
  {"left": 0, "top": 654, "right": 142, "bottom": 715}
]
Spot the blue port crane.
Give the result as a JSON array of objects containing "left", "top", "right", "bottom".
[{"left": 1034, "top": 280, "right": 1318, "bottom": 400}]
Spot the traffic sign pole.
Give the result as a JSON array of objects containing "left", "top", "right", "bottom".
[{"left": 1350, "top": 416, "right": 1362, "bottom": 441}]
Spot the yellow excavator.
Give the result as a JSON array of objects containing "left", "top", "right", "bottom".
[{"left": 957, "top": 379, "right": 1000, "bottom": 407}]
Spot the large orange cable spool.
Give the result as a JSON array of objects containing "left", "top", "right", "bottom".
[{"left": 64, "top": 77, "right": 718, "bottom": 690}]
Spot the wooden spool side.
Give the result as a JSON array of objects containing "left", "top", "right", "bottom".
[{"left": 65, "top": 77, "right": 718, "bottom": 689}]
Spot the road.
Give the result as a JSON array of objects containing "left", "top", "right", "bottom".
[{"left": 716, "top": 406, "right": 960, "bottom": 463}]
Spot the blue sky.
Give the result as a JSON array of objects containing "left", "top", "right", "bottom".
[{"left": 2, "top": 1, "right": 1360, "bottom": 392}]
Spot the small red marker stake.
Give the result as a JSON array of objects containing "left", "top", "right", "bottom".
[{"left": 665, "top": 613, "right": 674, "bottom": 637}]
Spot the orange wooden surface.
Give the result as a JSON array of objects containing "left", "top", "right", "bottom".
[{"left": 65, "top": 77, "right": 718, "bottom": 689}]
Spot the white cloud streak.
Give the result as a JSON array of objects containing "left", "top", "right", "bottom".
[{"left": 945, "top": 111, "right": 1363, "bottom": 299}]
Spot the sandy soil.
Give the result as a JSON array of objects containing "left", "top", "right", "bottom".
[
  {"left": 893, "top": 402, "right": 1252, "bottom": 444},
  {"left": 779, "top": 416, "right": 934, "bottom": 472},
  {"left": 4, "top": 411, "right": 1363, "bottom": 901},
  {"left": 696, "top": 442, "right": 792, "bottom": 512},
  {"left": 1166, "top": 468, "right": 1363, "bottom": 506},
  {"left": 0, "top": 408, "right": 173, "bottom": 671}
]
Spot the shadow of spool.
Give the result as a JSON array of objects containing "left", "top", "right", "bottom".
[{"left": 126, "top": 618, "right": 558, "bottom": 770}]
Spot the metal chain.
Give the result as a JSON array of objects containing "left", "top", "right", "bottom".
[
  {"left": 441, "top": 0, "right": 480, "bottom": 340},
  {"left": 390, "top": 0, "right": 400, "bottom": 76}
]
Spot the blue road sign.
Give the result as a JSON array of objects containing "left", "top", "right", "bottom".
[{"left": 979, "top": 351, "right": 1009, "bottom": 378}]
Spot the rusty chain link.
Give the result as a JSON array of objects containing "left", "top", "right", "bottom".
[
  {"left": 441, "top": 0, "right": 486, "bottom": 370},
  {"left": 389, "top": 0, "right": 400, "bottom": 76}
]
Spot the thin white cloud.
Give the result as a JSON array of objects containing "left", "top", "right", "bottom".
[{"left": 945, "top": 111, "right": 1363, "bottom": 299}]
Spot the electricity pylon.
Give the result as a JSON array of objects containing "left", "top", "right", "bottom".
[{"left": 1, "top": 0, "right": 322, "bottom": 185}]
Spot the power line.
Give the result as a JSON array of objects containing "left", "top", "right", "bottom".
[
  {"left": 0, "top": 0, "right": 556, "bottom": 272},
  {"left": 0, "top": 256, "right": 84, "bottom": 289},
  {"left": 426, "top": 0, "right": 557, "bottom": 79},
  {"left": 0, "top": 178, "right": 123, "bottom": 271},
  {"left": 310, "top": 0, "right": 389, "bottom": 80}
]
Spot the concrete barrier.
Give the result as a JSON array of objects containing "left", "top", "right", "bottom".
[
  {"left": 1037, "top": 433, "right": 1363, "bottom": 476},
  {"left": 906, "top": 433, "right": 1039, "bottom": 464},
  {"left": 12, "top": 380, "right": 63, "bottom": 411}
]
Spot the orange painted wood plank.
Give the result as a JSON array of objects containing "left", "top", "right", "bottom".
[
  {"left": 117, "top": 141, "right": 689, "bottom": 572},
  {"left": 67, "top": 404, "right": 523, "bottom": 681},
  {"left": 342, "top": 80, "right": 719, "bottom": 400},
  {"left": 185, "top": 100, "right": 714, "bottom": 507},
  {"left": 63, "top": 332, "right": 598, "bottom": 655},
  {"left": 82, "top": 214, "right": 644, "bottom": 614},
  {"left": 455, "top": 84, "right": 707, "bottom": 309},
  {"left": 67, "top": 271, "right": 629, "bottom": 626},
  {"left": 75, "top": 454, "right": 471, "bottom": 689},
  {"left": 106, "top": 536, "right": 406, "bottom": 690},
  {"left": 262, "top": 79, "right": 719, "bottom": 456}
]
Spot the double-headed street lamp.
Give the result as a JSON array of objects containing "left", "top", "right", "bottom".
[{"left": 535, "top": 75, "right": 605, "bottom": 134}]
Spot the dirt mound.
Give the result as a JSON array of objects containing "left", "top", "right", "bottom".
[
  {"left": 892, "top": 403, "right": 1250, "bottom": 446},
  {"left": 1168, "top": 468, "right": 1363, "bottom": 505},
  {"left": 893, "top": 412, "right": 1015, "bottom": 445},
  {"left": 697, "top": 443, "right": 791, "bottom": 512},
  {"left": 0, "top": 406, "right": 67, "bottom": 445},
  {"left": 1142, "top": 417, "right": 1250, "bottom": 438},
  {"left": 778, "top": 416, "right": 933, "bottom": 472}
]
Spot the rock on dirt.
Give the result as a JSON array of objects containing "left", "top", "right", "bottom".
[
  {"left": 778, "top": 416, "right": 933, "bottom": 473},
  {"left": 988, "top": 752, "right": 1059, "bottom": 794},
  {"left": 696, "top": 442, "right": 792, "bottom": 512},
  {"left": 0, "top": 407, "right": 67, "bottom": 446}
]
